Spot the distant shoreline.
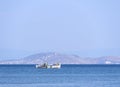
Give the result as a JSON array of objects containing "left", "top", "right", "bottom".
[{"left": 0, "top": 64, "right": 120, "bottom": 65}]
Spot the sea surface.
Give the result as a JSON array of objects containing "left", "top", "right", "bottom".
[{"left": 0, "top": 64, "right": 120, "bottom": 87}]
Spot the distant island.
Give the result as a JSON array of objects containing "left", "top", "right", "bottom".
[{"left": 0, "top": 52, "right": 120, "bottom": 64}]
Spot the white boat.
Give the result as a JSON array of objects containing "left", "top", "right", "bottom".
[
  {"left": 50, "top": 63, "right": 61, "bottom": 69},
  {"left": 36, "top": 63, "right": 61, "bottom": 69}
]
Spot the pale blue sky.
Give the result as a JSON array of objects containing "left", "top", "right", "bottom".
[{"left": 0, "top": 0, "right": 120, "bottom": 59}]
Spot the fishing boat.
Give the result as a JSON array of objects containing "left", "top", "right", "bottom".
[{"left": 36, "top": 63, "right": 61, "bottom": 69}]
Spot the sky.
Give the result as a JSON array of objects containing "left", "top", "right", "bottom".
[{"left": 0, "top": 0, "right": 120, "bottom": 60}]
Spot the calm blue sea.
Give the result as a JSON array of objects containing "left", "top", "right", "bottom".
[{"left": 0, "top": 64, "right": 120, "bottom": 87}]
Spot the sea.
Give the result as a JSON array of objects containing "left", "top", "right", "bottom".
[{"left": 0, "top": 64, "right": 120, "bottom": 87}]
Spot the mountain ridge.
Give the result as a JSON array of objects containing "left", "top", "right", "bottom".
[{"left": 0, "top": 52, "right": 120, "bottom": 64}]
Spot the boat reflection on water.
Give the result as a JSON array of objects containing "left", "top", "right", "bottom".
[{"left": 36, "top": 63, "right": 61, "bottom": 69}]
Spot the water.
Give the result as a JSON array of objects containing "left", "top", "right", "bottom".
[{"left": 0, "top": 64, "right": 120, "bottom": 87}]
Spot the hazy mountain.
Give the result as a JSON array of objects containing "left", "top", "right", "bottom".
[{"left": 0, "top": 52, "right": 120, "bottom": 64}]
